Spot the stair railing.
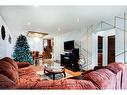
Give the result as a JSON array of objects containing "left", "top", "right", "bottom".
[{"left": 74, "top": 41, "right": 92, "bottom": 70}]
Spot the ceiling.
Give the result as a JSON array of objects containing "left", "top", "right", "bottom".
[{"left": 0, "top": 6, "right": 127, "bottom": 37}]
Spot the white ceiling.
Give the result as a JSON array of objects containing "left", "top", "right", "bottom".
[{"left": 0, "top": 6, "right": 127, "bottom": 36}]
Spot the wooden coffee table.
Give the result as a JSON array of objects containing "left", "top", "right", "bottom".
[{"left": 44, "top": 65, "right": 66, "bottom": 80}]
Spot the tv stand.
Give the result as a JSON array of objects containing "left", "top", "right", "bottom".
[{"left": 60, "top": 49, "right": 80, "bottom": 71}]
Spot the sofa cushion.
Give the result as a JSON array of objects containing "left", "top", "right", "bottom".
[
  {"left": 94, "top": 65, "right": 105, "bottom": 70},
  {"left": 0, "top": 74, "right": 17, "bottom": 89},
  {"left": 1, "top": 57, "right": 18, "bottom": 71},
  {"left": 18, "top": 65, "right": 36, "bottom": 76},
  {"left": 121, "top": 64, "right": 127, "bottom": 89},
  {"left": 81, "top": 69, "right": 94, "bottom": 78},
  {"left": 82, "top": 68, "right": 116, "bottom": 89},
  {"left": 111, "top": 63, "right": 127, "bottom": 89},
  {"left": 16, "top": 62, "right": 30, "bottom": 68},
  {"left": 0, "top": 61, "right": 19, "bottom": 84},
  {"left": 18, "top": 65, "right": 41, "bottom": 88},
  {"left": 18, "top": 75, "right": 41, "bottom": 89},
  {"left": 19, "top": 79, "right": 98, "bottom": 89},
  {"left": 105, "top": 62, "right": 125, "bottom": 74},
  {"left": 104, "top": 62, "right": 127, "bottom": 89}
]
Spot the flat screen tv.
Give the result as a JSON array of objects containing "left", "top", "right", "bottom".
[{"left": 64, "top": 40, "right": 74, "bottom": 51}]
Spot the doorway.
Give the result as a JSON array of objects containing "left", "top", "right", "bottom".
[
  {"left": 43, "top": 39, "right": 54, "bottom": 59},
  {"left": 108, "top": 35, "right": 115, "bottom": 64},
  {"left": 98, "top": 36, "right": 103, "bottom": 66}
]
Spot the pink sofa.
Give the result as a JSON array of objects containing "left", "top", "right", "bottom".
[{"left": 0, "top": 57, "right": 127, "bottom": 89}]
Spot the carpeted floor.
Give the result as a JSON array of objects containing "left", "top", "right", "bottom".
[
  {"left": 34, "top": 59, "right": 82, "bottom": 80},
  {"left": 36, "top": 71, "right": 73, "bottom": 80}
]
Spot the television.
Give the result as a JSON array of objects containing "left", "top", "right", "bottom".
[{"left": 64, "top": 40, "right": 74, "bottom": 51}]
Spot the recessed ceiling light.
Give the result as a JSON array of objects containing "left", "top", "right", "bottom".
[
  {"left": 58, "top": 27, "right": 61, "bottom": 31},
  {"left": 76, "top": 18, "right": 80, "bottom": 23},
  {"left": 33, "top": 4, "right": 39, "bottom": 7},
  {"left": 27, "top": 22, "right": 31, "bottom": 26}
]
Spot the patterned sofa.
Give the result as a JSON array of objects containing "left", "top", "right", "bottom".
[{"left": 0, "top": 57, "right": 127, "bottom": 89}]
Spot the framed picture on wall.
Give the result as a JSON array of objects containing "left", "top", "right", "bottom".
[
  {"left": 8, "top": 34, "right": 11, "bottom": 44},
  {"left": 1, "top": 25, "right": 6, "bottom": 40}
]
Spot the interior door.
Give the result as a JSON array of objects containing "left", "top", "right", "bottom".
[
  {"left": 108, "top": 35, "right": 115, "bottom": 64},
  {"left": 98, "top": 36, "right": 103, "bottom": 66}
]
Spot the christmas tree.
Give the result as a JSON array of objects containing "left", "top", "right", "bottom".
[{"left": 13, "top": 35, "right": 33, "bottom": 64}]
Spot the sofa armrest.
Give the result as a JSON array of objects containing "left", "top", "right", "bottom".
[{"left": 16, "top": 62, "right": 31, "bottom": 68}]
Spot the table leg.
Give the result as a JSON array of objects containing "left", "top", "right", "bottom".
[
  {"left": 53, "top": 74, "right": 55, "bottom": 80},
  {"left": 63, "top": 71, "right": 66, "bottom": 77},
  {"left": 44, "top": 69, "right": 46, "bottom": 74}
]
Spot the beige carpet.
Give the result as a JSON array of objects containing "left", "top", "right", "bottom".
[
  {"left": 36, "top": 71, "right": 73, "bottom": 80},
  {"left": 35, "top": 59, "right": 81, "bottom": 80}
]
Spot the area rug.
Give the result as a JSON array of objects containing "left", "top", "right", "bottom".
[{"left": 36, "top": 71, "right": 73, "bottom": 80}]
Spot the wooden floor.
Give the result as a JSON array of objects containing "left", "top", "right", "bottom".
[{"left": 65, "top": 68, "right": 81, "bottom": 77}]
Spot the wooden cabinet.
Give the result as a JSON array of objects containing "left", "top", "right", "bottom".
[{"left": 61, "top": 49, "right": 80, "bottom": 71}]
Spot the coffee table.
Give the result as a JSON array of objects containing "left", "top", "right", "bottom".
[{"left": 44, "top": 65, "right": 66, "bottom": 80}]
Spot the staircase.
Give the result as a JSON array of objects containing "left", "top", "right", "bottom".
[{"left": 74, "top": 41, "right": 92, "bottom": 70}]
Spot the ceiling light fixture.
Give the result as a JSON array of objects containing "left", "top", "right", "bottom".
[
  {"left": 27, "top": 31, "right": 48, "bottom": 38},
  {"left": 34, "top": 37, "right": 40, "bottom": 42}
]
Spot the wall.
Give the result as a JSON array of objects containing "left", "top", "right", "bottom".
[
  {"left": 91, "top": 13, "right": 127, "bottom": 67},
  {"left": 50, "top": 13, "right": 127, "bottom": 70},
  {"left": 53, "top": 28, "right": 116, "bottom": 70},
  {"left": 93, "top": 29, "right": 115, "bottom": 67},
  {"left": 54, "top": 30, "right": 87, "bottom": 61},
  {"left": 115, "top": 30, "right": 125, "bottom": 62},
  {"left": 27, "top": 37, "right": 43, "bottom": 53},
  {"left": 105, "top": 14, "right": 127, "bottom": 64},
  {"left": 115, "top": 17, "right": 127, "bottom": 63},
  {"left": 0, "top": 16, "right": 13, "bottom": 58}
]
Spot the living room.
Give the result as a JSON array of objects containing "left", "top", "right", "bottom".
[{"left": 1, "top": 2, "right": 127, "bottom": 93}]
